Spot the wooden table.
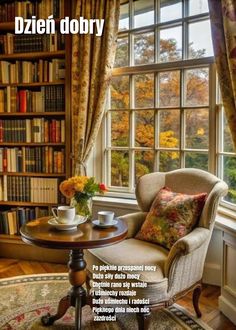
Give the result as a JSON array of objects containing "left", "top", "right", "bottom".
[{"left": 20, "top": 217, "right": 128, "bottom": 330}]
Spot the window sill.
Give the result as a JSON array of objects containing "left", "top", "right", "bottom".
[
  {"left": 93, "top": 196, "right": 236, "bottom": 234},
  {"left": 216, "top": 207, "right": 236, "bottom": 235},
  {"left": 92, "top": 195, "right": 139, "bottom": 211}
]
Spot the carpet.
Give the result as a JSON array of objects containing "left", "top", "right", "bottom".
[{"left": 0, "top": 274, "right": 212, "bottom": 330}]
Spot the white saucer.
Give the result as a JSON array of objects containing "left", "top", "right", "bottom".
[
  {"left": 92, "top": 219, "right": 118, "bottom": 228},
  {"left": 48, "top": 216, "right": 87, "bottom": 231}
]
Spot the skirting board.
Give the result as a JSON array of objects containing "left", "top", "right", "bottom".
[
  {"left": 219, "top": 295, "right": 236, "bottom": 325},
  {"left": 202, "top": 262, "right": 221, "bottom": 286}
]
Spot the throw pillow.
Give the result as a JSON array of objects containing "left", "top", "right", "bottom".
[{"left": 136, "top": 187, "right": 207, "bottom": 249}]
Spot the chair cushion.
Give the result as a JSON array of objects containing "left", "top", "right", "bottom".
[
  {"left": 135, "top": 187, "right": 207, "bottom": 249},
  {"left": 84, "top": 238, "right": 169, "bottom": 304}
]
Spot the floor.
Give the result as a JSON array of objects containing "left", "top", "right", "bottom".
[{"left": 0, "top": 258, "right": 235, "bottom": 330}]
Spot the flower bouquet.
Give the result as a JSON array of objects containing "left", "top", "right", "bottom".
[{"left": 59, "top": 176, "right": 107, "bottom": 219}]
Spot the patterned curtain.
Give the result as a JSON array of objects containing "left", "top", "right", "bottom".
[
  {"left": 71, "top": 0, "right": 120, "bottom": 174},
  {"left": 208, "top": 0, "right": 236, "bottom": 149}
]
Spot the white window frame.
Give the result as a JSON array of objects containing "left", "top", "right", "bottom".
[{"left": 102, "top": 0, "right": 216, "bottom": 196}]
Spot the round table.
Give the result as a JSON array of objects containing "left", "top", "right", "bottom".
[{"left": 20, "top": 216, "right": 128, "bottom": 330}]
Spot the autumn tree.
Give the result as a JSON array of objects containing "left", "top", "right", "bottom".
[{"left": 110, "top": 36, "right": 210, "bottom": 186}]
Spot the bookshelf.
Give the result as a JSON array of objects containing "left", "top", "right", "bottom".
[{"left": 0, "top": 0, "right": 71, "bottom": 261}]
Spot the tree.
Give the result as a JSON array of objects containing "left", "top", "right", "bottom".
[{"left": 110, "top": 37, "right": 210, "bottom": 187}]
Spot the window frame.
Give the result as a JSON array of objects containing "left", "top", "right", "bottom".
[{"left": 102, "top": 0, "right": 218, "bottom": 197}]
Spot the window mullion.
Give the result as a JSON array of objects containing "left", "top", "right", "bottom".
[
  {"left": 209, "top": 63, "right": 217, "bottom": 173},
  {"left": 130, "top": 75, "right": 135, "bottom": 190},
  {"left": 180, "top": 68, "right": 185, "bottom": 167},
  {"left": 183, "top": 0, "right": 188, "bottom": 60}
]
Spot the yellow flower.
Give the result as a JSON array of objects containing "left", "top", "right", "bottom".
[{"left": 75, "top": 182, "right": 84, "bottom": 192}]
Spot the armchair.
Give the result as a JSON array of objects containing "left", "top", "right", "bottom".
[{"left": 85, "top": 169, "right": 228, "bottom": 329}]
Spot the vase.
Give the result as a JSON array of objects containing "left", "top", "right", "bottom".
[{"left": 70, "top": 197, "right": 92, "bottom": 220}]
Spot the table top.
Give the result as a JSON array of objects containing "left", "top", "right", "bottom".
[{"left": 20, "top": 217, "right": 128, "bottom": 250}]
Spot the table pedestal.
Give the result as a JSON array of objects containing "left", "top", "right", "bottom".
[{"left": 41, "top": 249, "right": 87, "bottom": 330}]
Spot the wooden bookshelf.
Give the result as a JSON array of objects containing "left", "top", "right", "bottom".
[
  {"left": 0, "top": 142, "right": 65, "bottom": 146},
  {"left": 0, "top": 19, "right": 62, "bottom": 32},
  {"left": 0, "top": 50, "right": 65, "bottom": 60},
  {"left": 0, "top": 201, "right": 63, "bottom": 206},
  {"left": 0, "top": 172, "right": 66, "bottom": 177},
  {"left": 0, "top": 82, "right": 65, "bottom": 87},
  {"left": 0, "top": 112, "right": 66, "bottom": 117},
  {"left": 0, "top": 0, "right": 72, "bottom": 260}
]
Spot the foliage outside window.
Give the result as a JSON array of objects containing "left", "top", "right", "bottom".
[
  {"left": 218, "top": 107, "right": 236, "bottom": 208},
  {"left": 104, "top": 0, "right": 236, "bottom": 208}
]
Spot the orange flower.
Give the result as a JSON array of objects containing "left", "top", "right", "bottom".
[{"left": 59, "top": 181, "right": 75, "bottom": 199}]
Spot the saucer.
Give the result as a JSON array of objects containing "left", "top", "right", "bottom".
[
  {"left": 92, "top": 219, "right": 118, "bottom": 228},
  {"left": 48, "top": 216, "right": 87, "bottom": 231}
]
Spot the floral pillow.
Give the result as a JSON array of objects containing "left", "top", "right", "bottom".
[{"left": 136, "top": 187, "right": 207, "bottom": 250}]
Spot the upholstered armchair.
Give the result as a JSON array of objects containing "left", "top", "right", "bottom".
[{"left": 85, "top": 169, "right": 228, "bottom": 330}]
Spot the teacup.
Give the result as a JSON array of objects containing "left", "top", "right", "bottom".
[
  {"left": 98, "top": 211, "right": 114, "bottom": 225},
  {"left": 52, "top": 206, "right": 75, "bottom": 224}
]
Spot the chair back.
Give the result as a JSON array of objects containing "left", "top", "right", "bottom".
[{"left": 135, "top": 169, "right": 228, "bottom": 228}]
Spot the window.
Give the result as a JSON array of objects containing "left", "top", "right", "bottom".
[
  {"left": 105, "top": 0, "right": 234, "bottom": 204},
  {"left": 218, "top": 106, "right": 236, "bottom": 209}
]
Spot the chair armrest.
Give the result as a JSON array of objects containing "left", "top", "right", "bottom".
[
  {"left": 119, "top": 212, "right": 147, "bottom": 238},
  {"left": 165, "top": 227, "right": 210, "bottom": 276}
]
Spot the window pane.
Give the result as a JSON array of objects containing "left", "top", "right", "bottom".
[
  {"left": 185, "top": 109, "right": 208, "bottom": 149},
  {"left": 222, "top": 155, "right": 236, "bottom": 204},
  {"left": 159, "top": 151, "right": 180, "bottom": 171},
  {"left": 159, "top": 110, "right": 180, "bottom": 148},
  {"left": 223, "top": 111, "right": 234, "bottom": 153},
  {"left": 111, "top": 76, "right": 129, "bottom": 109},
  {"left": 135, "top": 110, "right": 154, "bottom": 147},
  {"left": 134, "top": 0, "right": 154, "bottom": 28},
  {"left": 119, "top": 3, "right": 129, "bottom": 31},
  {"left": 185, "top": 152, "right": 208, "bottom": 170},
  {"left": 135, "top": 74, "right": 154, "bottom": 108},
  {"left": 189, "top": 0, "right": 209, "bottom": 16},
  {"left": 135, "top": 150, "right": 154, "bottom": 183},
  {"left": 184, "top": 68, "right": 209, "bottom": 106},
  {"left": 160, "top": 0, "right": 182, "bottom": 23},
  {"left": 111, "top": 150, "right": 129, "bottom": 187},
  {"left": 189, "top": 20, "right": 213, "bottom": 59},
  {"left": 159, "top": 71, "right": 180, "bottom": 107},
  {"left": 134, "top": 32, "right": 154, "bottom": 65},
  {"left": 111, "top": 111, "right": 129, "bottom": 147},
  {"left": 115, "top": 36, "right": 129, "bottom": 68},
  {"left": 159, "top": 26, "right": 182, "bottom": 62}
]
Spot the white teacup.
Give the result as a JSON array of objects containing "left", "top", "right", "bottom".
[
  {"left": 52, "top": 206, "right": 75, "bottom": 224},
  {"left": 98, "top": 211, "right": 114, "bottom": 225}
]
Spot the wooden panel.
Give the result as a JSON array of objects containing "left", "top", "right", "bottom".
[{"left": 225, "top": 244, "right": 236, "bottom": 295}]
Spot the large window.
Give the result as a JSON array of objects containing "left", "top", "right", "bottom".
[{"left": 104, "top": 0, "right": 236, "bottom": 208}]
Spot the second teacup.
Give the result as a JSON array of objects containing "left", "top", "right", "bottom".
[
  {"left": 98, "top": 211, "right": 114, "bottom": 225},
  {"left": 52, "top": 206, "right": 75, "bottom": 224}
]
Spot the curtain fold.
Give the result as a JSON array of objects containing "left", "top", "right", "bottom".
[
  {"left": 71, "top": 0, "right": 120, "bottom": 174},
  {"left": 208, "top": 0, "right": 236, "bottom": 149}
]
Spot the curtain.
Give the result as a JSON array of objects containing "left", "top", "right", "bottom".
[
  {"left": 71, "top": 0, "right": 120, "bottom": 174},
  {"left": 208, "top": 0, "right": 236, "bottom": 149}
]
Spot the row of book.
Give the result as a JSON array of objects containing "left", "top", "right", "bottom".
[
  {"left": 0, "top": 147, "right": 65, "bottom": 174},
  {"left": 0, "top": 59, "right": 65, "bottom": 84},
  {"left": 0, "top": 86, "right": 65, "bottom": 113},
  {"left": 0, "top": 207, "right": 50, "bottom": 235},
  {"left": 0, "top": 118, "right": 65, "bottom": 143},
  {"left": 0, "top": 0, "right": 65, "bottom": 22},
  {"left": 0, "top": 32, "right": 65, "bottom": 54},
  {"left": 0, "top": 176, "right": 64, "bottom": 203}
]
